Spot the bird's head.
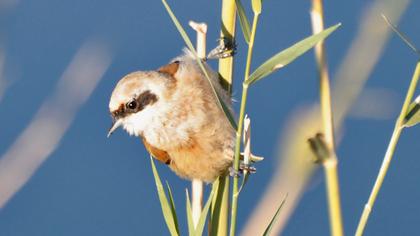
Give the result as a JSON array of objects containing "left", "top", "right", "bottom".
[{"left": 108, "top": 65, "right": 178, "bottom": 137}]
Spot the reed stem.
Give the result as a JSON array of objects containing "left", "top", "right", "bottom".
[
  {"left": 189, "top": 21, "right": 208, "bottom": 228},
  {"left": 355, "top": 61, "right": 420, "bottom": 236},
  {"left": 229, "top": 83, "right": 248, "bottom": 236},
  {"left": 211, "top": 1, "right": 236, "bottom": 235},
  {"left": 311, "top": 0, "right": 344, "bottom": 235},
  {"left": 229, "top": 13, "right": 259, "bottom": 236},
  {"left": 218, "top": 0, "right": 237, "bottom": 93}
]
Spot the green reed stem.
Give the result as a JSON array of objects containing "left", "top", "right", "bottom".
[
  {"left": 355, "top": 61, "right": 420, "bottom": 236},
  {"left": 229, "top": 13, "right": 259, "bottom": 236},
  {"left": 311, "top": 0, "right": 344, "bottom": 235},
  {"left": 211, "top": 1, "right": 236, "bottom": 236}
]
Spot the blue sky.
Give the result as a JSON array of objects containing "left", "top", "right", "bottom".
[{"left": 0, "top": 0, "right": 419, "bottom": 235}]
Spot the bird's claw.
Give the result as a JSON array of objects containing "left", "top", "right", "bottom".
[
  {"left": 240, "top": 162, "right": 257, "bottom": 174},
  {"left": 229, "top": 162, "right": 257, "bottom": 178},
  {"left": 229, "top": 166, "right": 241, "bottom": 178},
  {"left": 207, "top": 37, "right": 237, "bottom": 60}
]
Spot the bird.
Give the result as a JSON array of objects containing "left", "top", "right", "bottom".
[{"left": 107, "top": 50, "right": 235, "bottom": 183}]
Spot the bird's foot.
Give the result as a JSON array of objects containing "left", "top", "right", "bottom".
[
  {"left": 240, "top": 162, "right": 257, "bottom": 174},
  {"left": 229, "top": 162, "right": 257, "bottom": 178},
  {"left": 207, "top": 37, "right": 237, "bottom": 60},
  {"left": 229, "top": 166, "right": 241, "bottom": 178}
]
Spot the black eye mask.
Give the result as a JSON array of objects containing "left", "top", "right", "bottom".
[{"left": 111, "top": 90, "right": 158, "bottom": 119}]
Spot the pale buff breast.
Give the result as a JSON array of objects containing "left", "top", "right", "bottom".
[{"left": 167, "top": 133, "right": 234, "bottom": 182}]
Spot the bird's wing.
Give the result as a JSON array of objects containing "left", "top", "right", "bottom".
[
  {"left": 141, "top": 138, "right": 171, "bottom": 165},
  {"left": 157, "top": 61, "right": 179, "bottom": 77}
]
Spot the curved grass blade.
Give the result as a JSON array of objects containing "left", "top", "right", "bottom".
[
  {"left": 194, "top": 189, "right": 215, "bottom": 236},
  {"left": 262, "top": 195, "right": 288, "bottom": 236},
  {"left": 245, "top": 23, "right": 341, "bottom": 85},
  {"left": 186, "top": 188, "right": 215, "bottom": 236},
  {"left": 235, "top": 0, "right": 251, "bottom": 43},
  {"left": 166, "top": 181, "right": 180, "bottom": 234},
  {"left": 150, "top": 157, "right": 180, "bottom": 236},
  {"left": 217, "top": 92, "right": 237, "bottom": 130},
  {"left": 185, "top": 190, "right": 195, "bottom": 236},
  {"left": 403, "top": 96, "right": 420, "bottom": 127},
  {"left": 237, "top": 172, "right": 250, "bottom": 194},
  {"left": 162, "top": 0, "right": 195, "bottom": 55},
  {"left": 161, "top": 0, "right": 237, "bottom": 129},
  {"left": 382, "top": 14, "right": 419, "bottom": 56},
  {"left": 209, "top": 177, "right": 228, "bottom": 236}
]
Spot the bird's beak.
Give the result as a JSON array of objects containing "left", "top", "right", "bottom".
[{"left": 107, "top": 118, "right": 123, "bottom": 138}]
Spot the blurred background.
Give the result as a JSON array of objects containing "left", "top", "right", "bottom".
[{"left": 0, "top": 0, "right": 419, "bottom": 235}]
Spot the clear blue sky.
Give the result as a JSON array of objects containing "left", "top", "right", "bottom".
[{"left": 0, "top": 0, "right": 419, "bottom": 235}]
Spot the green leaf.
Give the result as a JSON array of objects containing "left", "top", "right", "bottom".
[
  {"left": 245, "top": 23, "right": 341, "bottom": 85},
  {"left": 185, "top": 190, "right": 195, "bottom": 236},
  {"left": 251, "top": 0, "right": 262, "bottom": 14},
  {"left": 185, "top": 188, "right": 215, "bottom": 236},
  {"left": 217, "top": 92, "right": 237, "bottom": 130},
  {"left": 150, "top": 157, "right": 180, "bottom": 236},
  {"left": 403, "top": 98, "right": 420, "bottom": 127},
  {"left": 166, "top": 182, "right": 180, "bottom": 234},
  {"left": 262, "top": 195, "right": 288, "bottom": 236},
  {"left": 161, "top": 0, "right": 237, "bottom": 130},
  {"left": 194, "top": 189, "right": 215, "bottom": 236},
  {"left": 235, "top": 0, "right": 251, "bottom": 43},
  {"left": 209, "top": 177, "right": 228, "bottom": 236}
]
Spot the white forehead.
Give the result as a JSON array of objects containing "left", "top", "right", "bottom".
[{"left": 108, "top": 71, "right": 166, "bottom": 112}]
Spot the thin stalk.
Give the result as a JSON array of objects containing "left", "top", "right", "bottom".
[
  {"left": 210, "top": 176, "right": 229, "bottom": 236},
  {"left": 191, "top": 179, "right": 203, "bottom": 227},
  {"left": 211, "top": 1, "right": 236, "bottom": 235},
  {"left": 189, "top": 21, "right": 207, "bottom": 228},
  {"left": 324, "top": 157, "right": 344, "bottom": 236},
  {"left": 311, "top": 0, "right": 344, "bottom": 235},
  {"left": 229, "top": 83, "right": 249, "bottom": 236},
  {"left": 229, "top": 13, "right": 259, "bottom": 236},
  {"left": 218, "top": 0, "right": 237, "bottom": 93},
  {"left": 356, "top": 61, "right": 420, "bottom": 236},
  {"left": 311, "top": 0, "right": 335, "bottom": 148}
]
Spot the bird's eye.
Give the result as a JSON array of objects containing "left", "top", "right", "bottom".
[{"left": 126, "top": 100, "right": 138, "bottom": 110}]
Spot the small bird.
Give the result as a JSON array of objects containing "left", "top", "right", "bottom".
[{"left": 108, "top": 51, "right": 235, "bottom": 182}]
